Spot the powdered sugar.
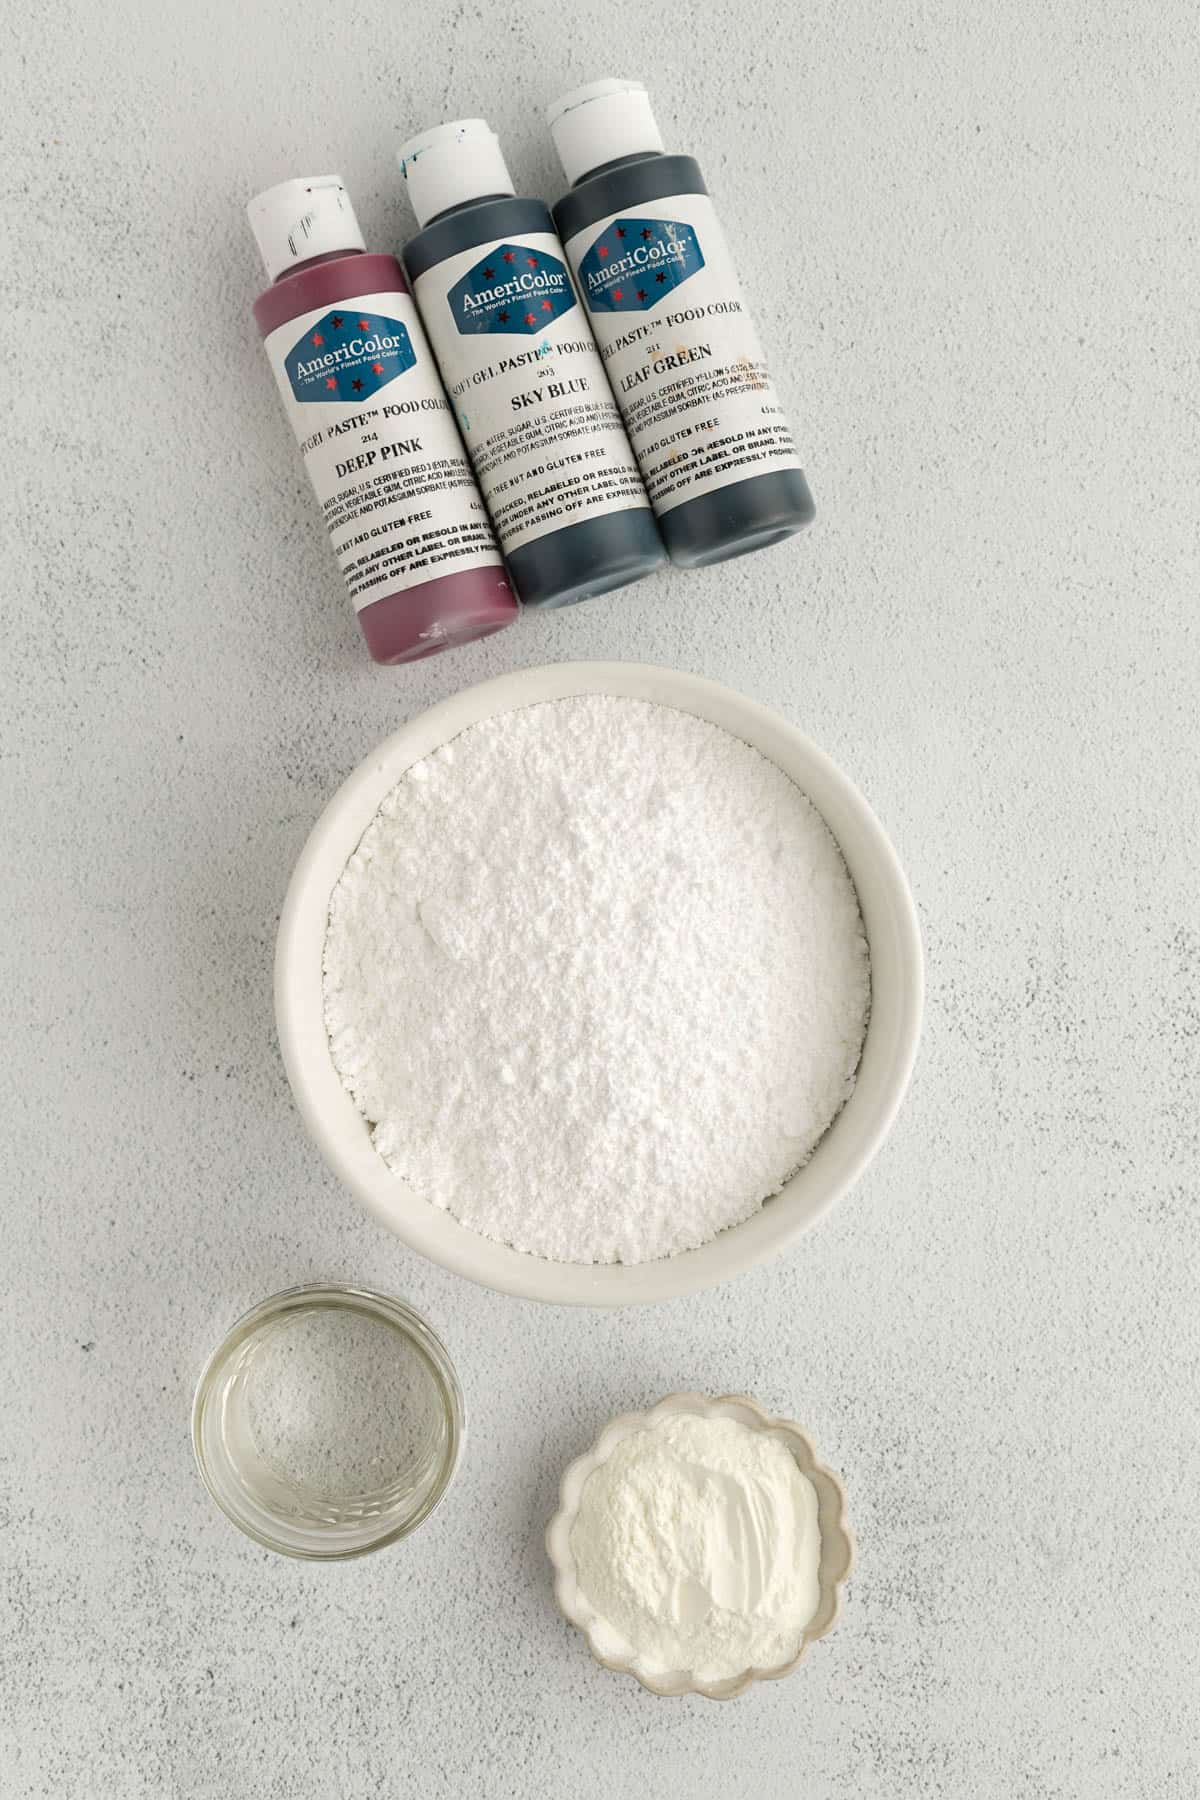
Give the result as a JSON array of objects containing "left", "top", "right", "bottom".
[{"left": 323, "top": 695, "right": 869, "bottom": 1265}]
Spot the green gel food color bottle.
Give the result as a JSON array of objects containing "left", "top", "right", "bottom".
[{"left": 549, "top": 80, "right": 816, "bottom": 568}]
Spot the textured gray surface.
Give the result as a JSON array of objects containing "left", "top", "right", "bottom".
[{"left": 3, "top": 2, "right": 1198, "bottom": 1795}]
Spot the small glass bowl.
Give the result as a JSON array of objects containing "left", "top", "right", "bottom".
[{"left": 192, "top": 1283, "right": 463, "bottom": 1559}]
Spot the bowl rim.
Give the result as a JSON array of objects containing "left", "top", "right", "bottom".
[
  {"left": 544, "top": 1391, "right": 854, "bottom": 1699},
  {"left": 274, "top": 660, "right": 924, "bottom": 1306}
]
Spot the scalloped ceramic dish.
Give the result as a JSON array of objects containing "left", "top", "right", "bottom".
[
  {"left": 275, "top": 661, "right": 923, "bottom": 1306},
  {"left": 545, "top": 1392, "right": 853, "bottom": 1699}
]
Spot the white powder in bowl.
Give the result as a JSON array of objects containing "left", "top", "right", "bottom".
[
  {"left": 323, "top": 695, "right": 869, "bottom": 1265},
  {"left": 569, "top": 1414, "right": 821, "bottom": 1681}
]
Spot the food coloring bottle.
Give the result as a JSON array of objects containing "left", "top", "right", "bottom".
[
  {"left": 248, "top": 177, "right": 516, "bottom": 664},
  {"left": 548, "top": 81, "right": 815, "bottom": 568},
  {"left": 398, "top": 121, "right": 664, "bottom": 609}
]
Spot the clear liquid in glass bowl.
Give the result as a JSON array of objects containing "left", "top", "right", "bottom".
[{"left": 192, "top": 1285, "right": 463, "bottom": 1558}]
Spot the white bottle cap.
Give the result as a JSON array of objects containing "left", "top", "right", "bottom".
[
  {"left": 547, "top": 79, "right": 665, "bottom": 187},
  {"left": 247, "top": 177, "right": 366, "bottom": 283},
  {"left": 397, "top": 120, "right": 516, "bottom": 229}
]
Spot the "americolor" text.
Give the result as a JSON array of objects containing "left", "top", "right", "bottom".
[{"left": 294, "top": 332, "right": 406, "bottom": 378}]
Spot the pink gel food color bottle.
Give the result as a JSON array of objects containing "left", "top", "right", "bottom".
[{"left": 248, "top": 177, "right": 517, "bottom": 664}]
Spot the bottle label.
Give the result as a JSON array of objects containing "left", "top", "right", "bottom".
[
  {"left": 413, "top": 233, "right": 649, "bottom": 555},
  {"left": 563, "top": 195, "right": 802, "bottom": 515},
  {"left": 263, "top": 289, "right": 502, "bottom": 613}
]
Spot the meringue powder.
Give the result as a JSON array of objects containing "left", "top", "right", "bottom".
[
  {"left": 569, "top": 1414, "right": 821, "bottom": 1680},
  {"left": 323, "top": 695, "right": 869, "bottom": 1265}
]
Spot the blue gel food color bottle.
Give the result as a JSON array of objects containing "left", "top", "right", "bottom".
[
  {"left": 398, "top": 119, "right": 664, "bottom": 609},
  {"left": 549, "top": 80, "right": 815, "bottom": 568}
]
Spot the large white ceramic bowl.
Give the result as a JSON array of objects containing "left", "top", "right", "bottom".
[{"left": 275, "top": 661, "right": 923, "bottom": 1305}]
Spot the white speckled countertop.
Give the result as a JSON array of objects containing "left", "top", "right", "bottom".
[{"left": 3, "top": 3, "right": 1198, "bottom": 1794}]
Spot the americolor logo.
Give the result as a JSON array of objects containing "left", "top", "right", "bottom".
[
  {"left": 285, "top": 309, "right": 416, "bottom": 403},
  {"left": 577, "top": 218, "right": 705, "bottom": 313},
  {"left": 448, "top": 243, "right": 576, "bottom": 336}
]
